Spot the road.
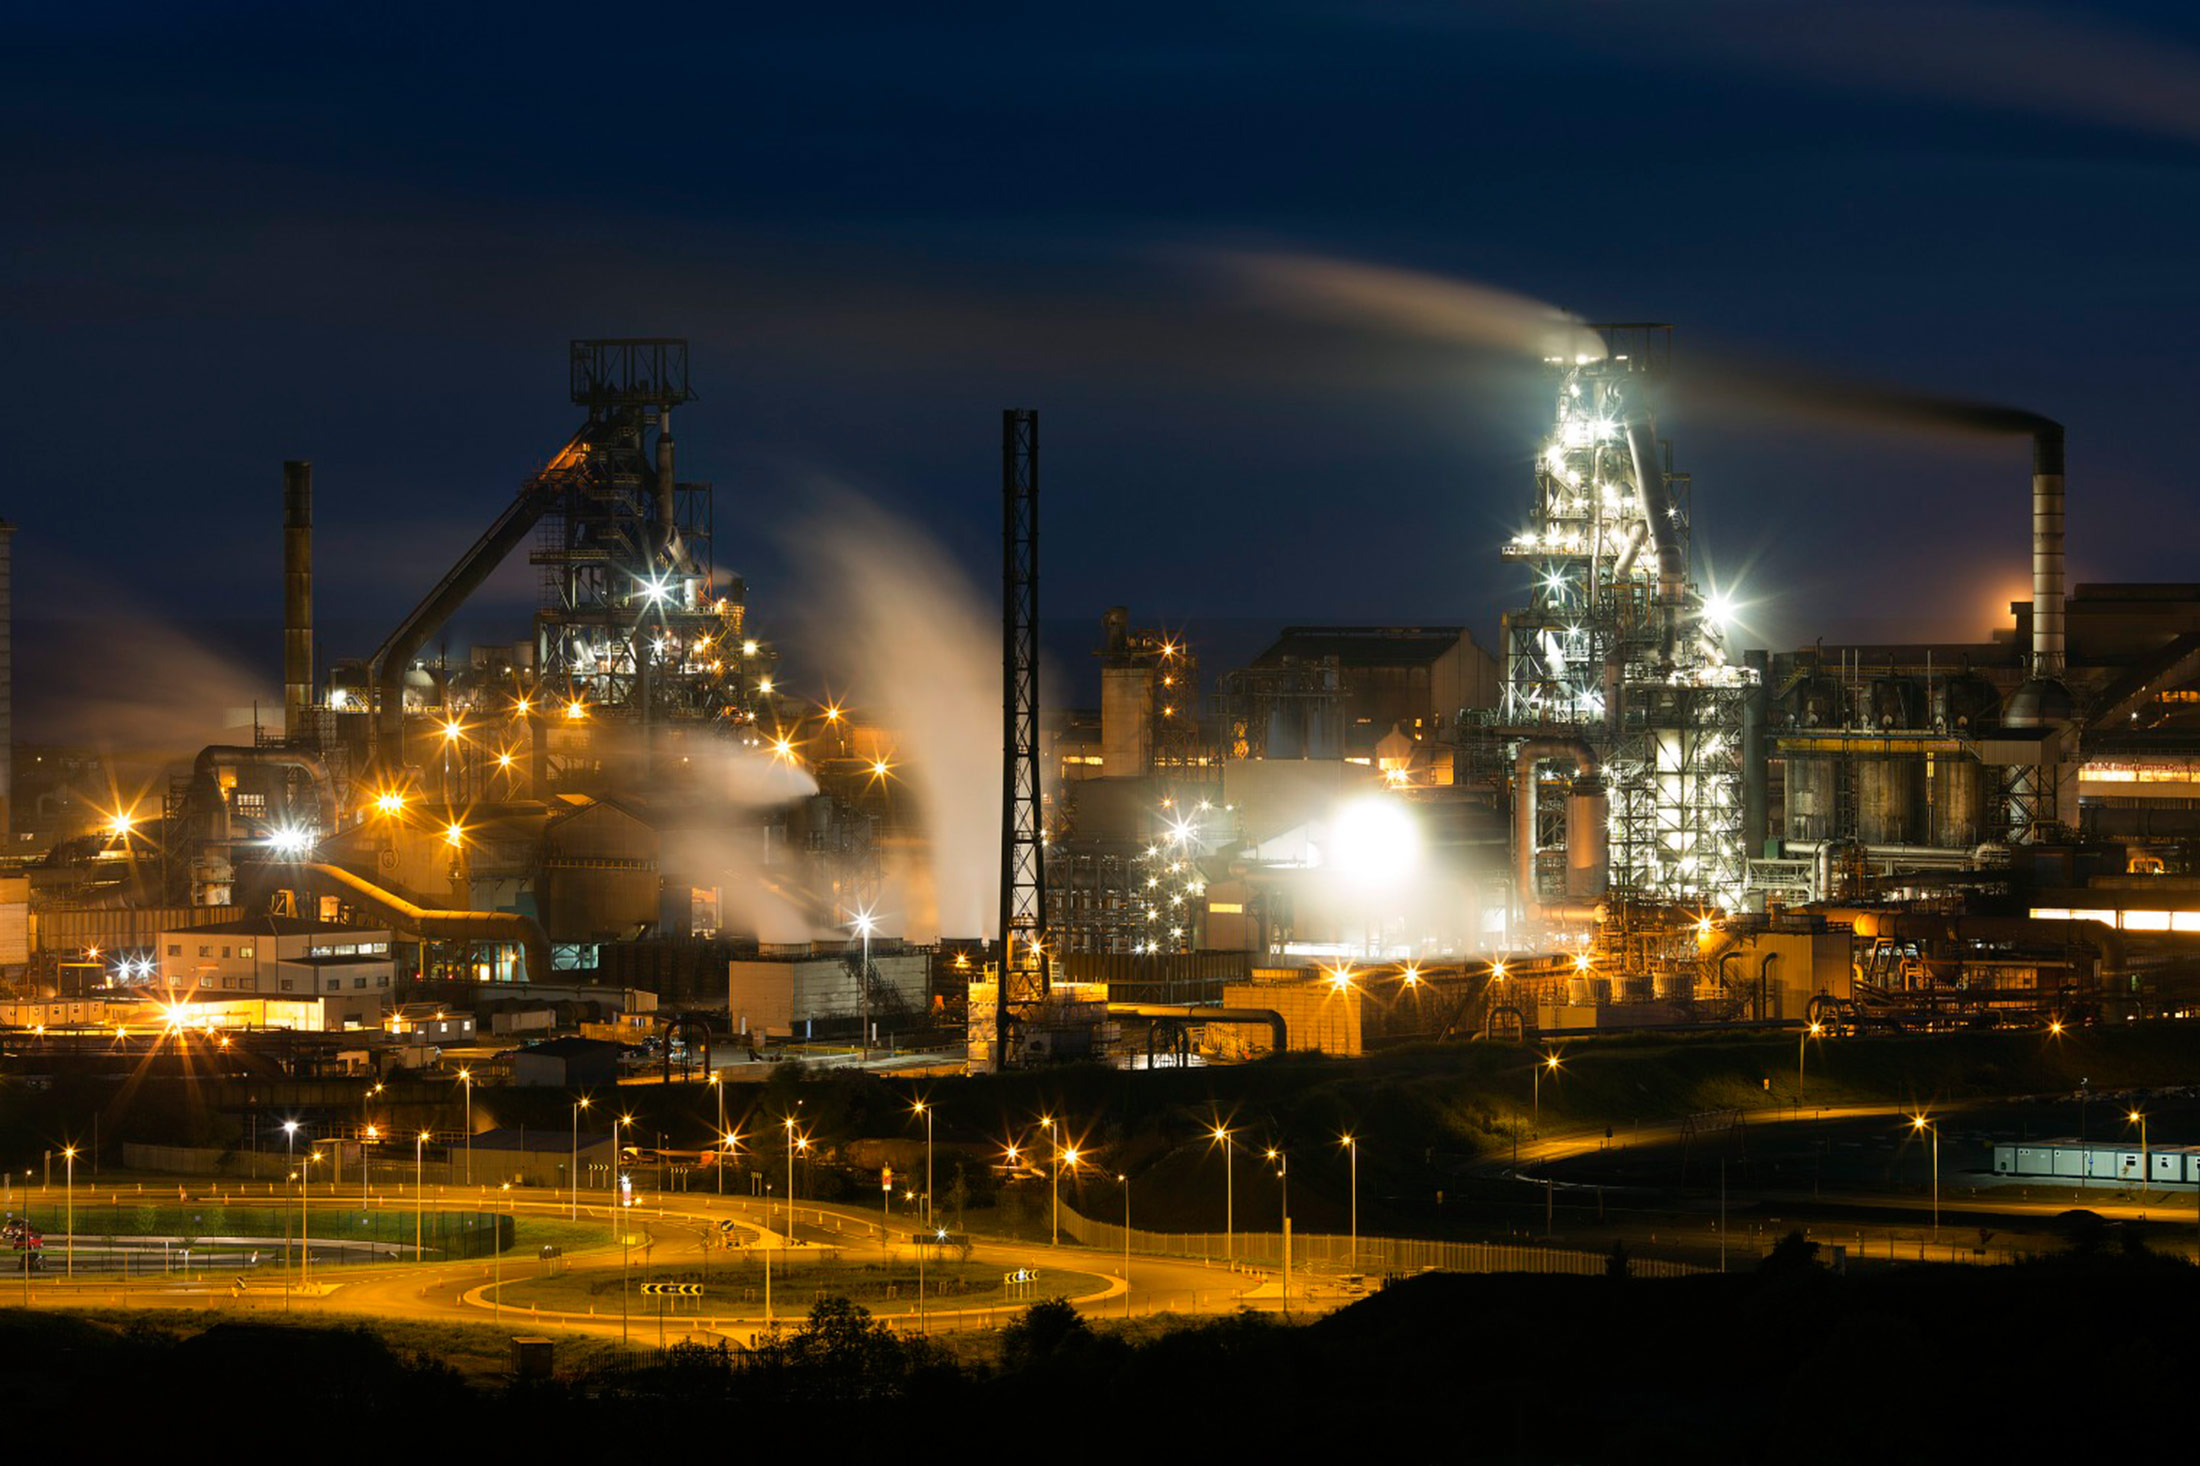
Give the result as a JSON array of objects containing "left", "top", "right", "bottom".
[{"left": 7, "top": 1181, "right": 1269, "bottom": 1349}]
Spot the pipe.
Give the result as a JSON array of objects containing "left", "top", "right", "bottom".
[
  {"left": 1623, "top": 396, "right": 1685, "bottom": 625},
  {"left": 191, "top": 745, "right": 340, "bottom": 838},
  {"left": 283, "top": 461, "right": 313, "bottom": 738},
  {"left": 368, "top": 418, "right": 609, "bottom": 766},
  {"left": 1513, "top": 738, "right": 1605, "bottom": 921},
  {"left": 1609, "top": 519, "right": 1648, "bottom": 578},
  {"left": 2032, "top": 423, "right": 2065, "bottom": 678},
  {"left": 0, "top": 519, "right": 12, "bottom": 842},
  {"left": 1742, "top": 648, "right": 1769, "bottom": 860},
  {"left": 654, "top": 409, "right": 677, "bottom": 560},
  {"left": 303, "top": 861, "right": 553, "bottom": 985},
  {"left": 1106, "top": 1003, "right": 1287, "bottom": 1054}
]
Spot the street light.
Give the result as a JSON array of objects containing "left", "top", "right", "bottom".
[
  {"left": 1265, "top": 1147, "right": 1289, "bottom": 1316},
  {"left": 1210, "top": 1125, "right": 1235, "bottom": 1264},
  {"left": 709, "top": 1074, "right": 726, "bottom": 1195},
  {"left": 912, "top": 1099, "right": 934, "bottom": 1227},
  {"left": 1340, "top": 1133, "right": 1358, "bottom": 1270},
  {"left": 1799, "top": 1021, "right": 1824, "bottom": 1098},
  {"left": 1533, "top": 1051, "right": 1562, "bottom": 1127},
  {"left": 2129, "top": 1109, "right": 2150, "bottom": 1196},
  {"left": 302, "top": 1149, "right": 321, "bottom": 1288},
  {"left": 362, "top": 1124, "right": 378, "bottom": 1207},
  {"left": 62, "top": 1145, "right": 76, "bottom": 1279},
  {"left": 851, "top": 909, "right": 876, "bottom": 1063},
  {"left": 1911, "top": 1115, "right": 1939, "bottom": 1237},
  {"left": 1117, "top": 1173, "right": 1132, "bottom": 1320},
  {"left": 458, "top": 1068, "right": 473, "bottom": 1187},
  {"left": 570, "top": 1097, "right": 591, "bottom": 1220},
  {"left": 415, "top": 1130, "right": 430, "bottom": 1261},
  {"left": 282, "top": 1119, "right": 300, "bottom": 1299},
  {"left": 1056, "top": 1146, "right": 1081, "bottom": 1248}
]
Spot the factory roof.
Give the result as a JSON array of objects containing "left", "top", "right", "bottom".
[{"left": 1253, "top": 626, "right": 1469, "bottom": 668}]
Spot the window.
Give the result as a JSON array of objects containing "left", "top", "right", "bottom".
[
  {"left": 239, "top": 945, "right": 254, "bottom": 958},
  {"left": 220, "top": 947, "right": 231, "bottom": 959},
  {"left": 354, "top": 978, "right": 367, "bottom": 989},
  {"left": 280, "top": 980, "right": 293, "bottom": 992},
  {"left": 197, "top": 946, "right": 211, "bottom": 958},
  {"left": 327, "top": 978, "right": 339, "bottom": 991},
  {"left": 377, "top": 976, "right": 388, "bottom": 987},
  {"left": 166, "top": 944, "right": 181, "bottom": 957}
]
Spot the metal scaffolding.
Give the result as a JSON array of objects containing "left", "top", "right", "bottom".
[{"left": 1497, "top": 326, "right": 1754, "bottom": 916}]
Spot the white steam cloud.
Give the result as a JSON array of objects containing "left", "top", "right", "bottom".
[{"left": 783, "top": 486, "right": 1001, "bottom": 942}]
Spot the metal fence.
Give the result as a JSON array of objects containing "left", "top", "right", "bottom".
[
  {"left": 0, "top": 1200, "right": 513, "bottom": 1276},
  {"left": 1056, "top": 1204, "right": 1703, "bottom": 1279}
]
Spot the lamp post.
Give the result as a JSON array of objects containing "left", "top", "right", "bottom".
[
  {"left": 1911, "top": 1115, "right": 1939, "bottom": 1238},
  {"left": 62, "top": 1145, "right": 76, "bottom": 1280},
  {"left": 1040, "top": 1116, "right": 1061, "bottom": 1246},
  {"left": 852, "top": 911, "right": 875, "bottom": 1063},
  {"left": 710, "top": 1074, "right": 726, "bottom": 1195},
  {"left": 912, "top": 1100, "right": 934, "bottom": 1227},
  {"left": 1341, "top": 1134, "right": 1358, "bottom": 1270},
  {"left": 415, "top": 1131, "right": 430, "bottom": 1261},
  {"left": 615, "top": 1114, "right": 635, "bottom": 1242},
  {"left": 362, "top": 1124, "right": 378, "bottom": 1207},
  {"left": 1211, "top": 1125, "right": 1234, "bottom": 1263},
  {"left": 1533, "top": 1052, "right": 1561, "bottom": 1127},
  {"left": 302, "top": 1149, "right": 320, "bottom": 1288},
  {"left": 570, "top": 1097, "right": 591, "bottom": 1220},
  {"left": 2130, "top": 1109, "right": 2150, "bottom": 1197},
  {"left": 1265, "top": 1147, "right": 1288, "bottom": 1316},
  {"left": 1799, "top": 1022, "right": 1823, "bottom": 1098},
  {"left": 458, "top": 1069, "right": 473, "bottom": 1187},
  {"left": 282, "top": 1119, "right": 299, "bottom": 1298},
  {"left": 1117, "top": 1173, "right": 1132, "bottom": 1320}
]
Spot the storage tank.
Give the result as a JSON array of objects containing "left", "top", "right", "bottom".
[
  {"left": 1784, "top": 755, "right": 1837, "bottom": 841},
  {"left": 1857, "top": 756, "right": 1926, "bottom": 844},
  {"left": 1931, "top": 753, "right": 1989, "bottom": 848},
  {"left": 1934, "top": 672, "right": 1999, "bottom": 733}
]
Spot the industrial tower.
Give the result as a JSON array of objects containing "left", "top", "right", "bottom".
[
  {"left": 1499, "top": 326, "right": 1755, "bottom": 920},
  {"left": 995, "top": 408, "right": 1048, "bottom": 1065}
]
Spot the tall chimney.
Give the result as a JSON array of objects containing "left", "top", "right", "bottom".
[
  {"left": 0, "top": 519, "right": 13, "bottom": 842},
  {"left": 2032, "top": 424, "right": 2065, "bottom": 679},
  {"left": 283, "top": 460, "right": 314, "bottom": 736}
]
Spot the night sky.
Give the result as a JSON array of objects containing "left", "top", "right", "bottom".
[{"left": 12, "top": 2, "right": 2200, "bottom": 738}]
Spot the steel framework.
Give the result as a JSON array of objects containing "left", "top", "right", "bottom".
[
  {"left": 997, "top": 409, "right": 1048, "bottom": 1062},
  {"left": 1498, "top": 327, "right": 1754, "bottom": 916}
]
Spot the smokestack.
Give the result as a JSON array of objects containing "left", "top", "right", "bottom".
[
  {"left": 283, "top": 460, "right": 314, "bottom": 736},
  {"left": 2032, "top": 423, "right": 2066, "bottom": 678},
  {"left": 0, "top": 520, "right": 12, "bottom": 842}
]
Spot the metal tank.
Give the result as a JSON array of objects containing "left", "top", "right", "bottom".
[
  {"left": 1931, "top": 752, "right": 1989, "bottom": 848},
  {"left": 1857, "top": 755, "right": 1926, "bottom": 844},
  {"left": 1785, "top": 755, "right": 1837, "bottom": 842}
]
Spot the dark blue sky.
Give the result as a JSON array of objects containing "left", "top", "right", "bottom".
[{"left": 11, "top": 1, "right": 2200, "bottom": 731}]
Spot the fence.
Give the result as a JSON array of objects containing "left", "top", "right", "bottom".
[
  {"left": 1055, "top": 1203, "right": 1703, "bottom": 1279},
  {"left": 0, "top": 1199, "right": 513, "bottom": 1276}
]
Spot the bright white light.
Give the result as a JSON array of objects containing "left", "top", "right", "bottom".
[
  {"left": 267, "top": 824, "right": 314, "bottom": 857},
  {"left": 1328, "top": 795, "right": 1422, "bottom": 888},
  {"left": 1704, "top": 590, "right": 1737, "bottom": 629}
]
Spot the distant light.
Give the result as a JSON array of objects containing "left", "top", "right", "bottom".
[
  {"left": 445, "top": 822, "right": 465, "bottom": 847},
  {"left": 742, "top": 640, "right": 759, "bottom": 656},
  {"left": 1704, "top": 590, "right": 1738, "bottom": 629},
  {"left": 268, "top": 824, "right": 314, "bottom": 857},
  {"left": 565, "top": 701, "right": 587, "bottom": 720},
  {"left": 758, "top": 678, "right": 774, "bottom": 694},
  {"left": 375, "top": 791, "right": 406, "bottom": 815}
]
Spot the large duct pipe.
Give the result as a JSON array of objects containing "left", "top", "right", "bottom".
[
  {"left": 282, "top": 460, "right": 314, "bottom": 736},
  {"left": 2032, "top": 423, "right": 2065, "bottom": 678},
  {"left": 1513, "top": 737, "right": 1605, "bottom": 921},
  {"left": 191, "top": 745, "right": 341, "bottom": 838},
  {"left": 654, "top": 409, "right": 677, "bottom": 559},
  {"left": 1741, "top": 648, "right": 1769, "bottom": 860},
  {"left": 303, "top": 861, "right": 554, "bottom": 985},
  {"left": 1622, "top": 397, "right": 1686, "bottom": 625}
]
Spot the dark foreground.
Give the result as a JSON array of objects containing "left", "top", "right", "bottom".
[{"left": 7, "top": 1228, "right": 2194, "bottom": 1458}]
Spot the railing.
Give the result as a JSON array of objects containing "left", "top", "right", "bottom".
[{"left": 1055, "top": 1203, "right": 1703, "bottom": 1279}]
